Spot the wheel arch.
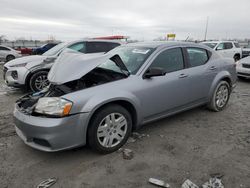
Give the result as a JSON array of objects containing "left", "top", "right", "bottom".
[{"left": 208, "top": 71, "right": 233, "bottom": 101}]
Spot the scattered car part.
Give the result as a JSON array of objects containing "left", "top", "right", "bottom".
[
  {"left": 122, "top": 148, "right": 134, "bottom": 160},
  {"left": 37, "top": 177, "right": 57, "bottom": 188},
  {"left": 148, "top": 178, "right": 170, "bottom": 188},
  {"left": 181, "top": 179, "right": 199, "bottom": 188}
]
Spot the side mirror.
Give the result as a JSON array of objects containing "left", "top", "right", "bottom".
[{"left": 143, "top": 67, "right": 166, "bottom": 79}]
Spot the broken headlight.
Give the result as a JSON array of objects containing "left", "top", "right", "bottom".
[{"left": 34, "top": 97, "right": 72, "bottom": 117}]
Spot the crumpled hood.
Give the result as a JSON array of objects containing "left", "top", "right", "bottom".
[
  {"left": 48, "top": 52, "right": 107, "bottom": 85},
  {"left": 5, "top": 55, "right": 49, "bottom": 69}
]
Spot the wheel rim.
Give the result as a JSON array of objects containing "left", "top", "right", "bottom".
[
  {"left": 97, "top": 113, "right": 128, "bottom": 148},
  {"left": 215, "top": 84, "right": 229, "bottom": 108},
  {"left": 34, "top": 74, "right": 49, "bottom": 91}
]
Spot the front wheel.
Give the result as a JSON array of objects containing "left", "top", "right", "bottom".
[
  {"left": 88, "top": 105, "right": 132, "bottom": 153},
  {"left": 208, "top": 81, "right": 230, "bottom": 112},
  {"left": 29, "top": 71, "right": 49, "bottom": 92}
]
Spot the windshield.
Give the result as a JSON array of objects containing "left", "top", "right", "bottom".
[
  {"left": 203, "top": 43, "right": 218, "bottom": 49},
  {"left": 43, "top": 42, "right": 67, "bottom": 56},
  {"left": 98, "top": 46, "right": 155, "bottom": 75}
]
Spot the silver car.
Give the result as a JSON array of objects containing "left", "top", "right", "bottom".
[
  {"left": 0, "top": 45, "right": 21, "bottom": 62},
  {"left": 14, "top": 42, "right": 237, "bottom": 153}
]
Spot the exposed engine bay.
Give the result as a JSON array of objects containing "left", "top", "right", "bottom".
[{"left": 16, "top": 67, "right": 127, "bottom": 115}]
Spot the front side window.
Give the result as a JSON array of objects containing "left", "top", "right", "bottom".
[
  {"left": 187, "top": 48, "right": 209, "bottom": 67},
  {"left": 98, "top": 46, "right": 155, "bottom": 74},
  {"left": 216, "top": 43, "right": 225, "bottom": 50},
  {"left": 68, "top": 42, "right": 86, "bottom": 53},
  {"left": 149, "top": 48, "right": 184, "bottom": 73}
]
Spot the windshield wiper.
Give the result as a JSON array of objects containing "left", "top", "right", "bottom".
[{"left": 110, "top": 55, "right": 130, "bottom": 77}]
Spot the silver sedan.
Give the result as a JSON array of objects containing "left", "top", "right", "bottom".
[{"left": 14, "top": 42, "right": 237, "bottom": 153}]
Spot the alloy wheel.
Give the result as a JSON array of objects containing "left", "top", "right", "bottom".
[
  {"left": 215, "top": 84, "right": 229, "bottom": 108},
  {"left": 97, "top": 113, "right": 128, "bottom": 148},
  {"left": 34, "top": 75, "right": 49, "bottom": 91}
]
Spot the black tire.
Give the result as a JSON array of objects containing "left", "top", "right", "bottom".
[
  {"left": 29, "top": 71, "right": 49, "bottom": 92},
  {"left": 208, "top": 81, "right": 230, "bottom": 112},
  {"left": 234, "top": 54, "right": 240, "bottom": 62},
  {"left": 6, "top": 55, "right": 15, "bottom": 62},
  {"left": 88, "top": 104, "right": 132, "bottom": 154}
]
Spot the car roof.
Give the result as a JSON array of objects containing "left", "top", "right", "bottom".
[
  {"left": 125, "top": 41, "right": 201, "bottom": 49},
  {"left": 67, "top": 39, "right": 124, "bottom": 45},
  {"left": 202, "top": 41, "right": 237, "bottom": 43}
]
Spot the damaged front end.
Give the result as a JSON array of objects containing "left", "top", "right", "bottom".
[{"left": 16, "top": 66, "right": 128, "bottom": 117}]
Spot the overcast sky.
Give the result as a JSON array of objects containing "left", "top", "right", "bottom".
[{"left": 1, "top": 0, "right": 250, "bottom": 41}]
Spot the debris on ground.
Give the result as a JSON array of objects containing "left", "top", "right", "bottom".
[
  {"left": 181, "top": 175, "right": 224, "bottom": 188},
  {"left": 36, "top": 177, "right": 57, "bottom": 188},
  {"left": 148, "top": 178, "right": 170, "bottom": 188},
  {"left": 122, "top": 148, "right": 134, "bottom": 160},
  {"left": 131, "top": 132, "right": 149, "bottom": 139},
  {"left": 127, "top": 137, "right": 136, "bottom": 143},
  {"left": 202, "top": 177, "right": 224, "bottom": 188},
  {"left": 181, "top": 179, "right": 199, "bottom": 188},
  {"left": 159, "top": 135, "right": 165, "bottom": 138}
]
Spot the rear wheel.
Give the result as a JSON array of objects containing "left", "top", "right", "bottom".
[
  {"left": 29, "top": 71, "right": 49, "bottom": 92},
  {"left": 6, "top": 55, "right": 15, "bottom": 62},
  {"left": 88, "top": 105, "right": 132, "bottom": 153},
  {"left": 208, "top": 81, "right": 230, "bottom": 112}
]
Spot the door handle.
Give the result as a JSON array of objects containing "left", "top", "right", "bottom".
[
  {"left": 179, "top": 73, "right": 188, "bottom": 78},
  {"left": 209, "top": 66, "right": 217, "bottom": 70}
]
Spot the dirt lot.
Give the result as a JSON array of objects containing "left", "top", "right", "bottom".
[{"left": 0, "top": 64, "right": 249, "bottom": 188}]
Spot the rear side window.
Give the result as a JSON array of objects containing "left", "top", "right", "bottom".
[
  {"left": 149, "top": 48, "right": 184, "bottom": 73},
  {"left": 224, "top": 42, "right": 233, "bottom": 49},
  {"left": 86, "top": 42, "right": 120, "bottom": 53},
  {"left": 0, "top": 46, "right": 10, "bottom": 51},
  {"left": 68, "top": 42, "right": 86, "bottom": 53},
  {"left": 187, "top": 48, "right": 209, "bottom": 67}
]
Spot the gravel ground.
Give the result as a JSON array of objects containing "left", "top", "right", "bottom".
[{"left": 0, "top": 64, "right": 249, "bottom": 188}]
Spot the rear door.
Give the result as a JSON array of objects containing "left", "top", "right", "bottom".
[{"left": 184, "top": 47, "right": 217, "bottom": 101}]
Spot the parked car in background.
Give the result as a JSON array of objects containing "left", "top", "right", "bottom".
[
  {"left": 15, "top": 47, "right": 33, "bottom": 55},
  {"left": 236, "top": 56, "right": 250, "bottom": 79},
  {"left": 202, "top": 41, "right": 242, "bottom": 61},
  {"left": 14, "top": 42, "right": 237, "bottom": 153},
  {"left": 0, "top": 45, "right": 22, "bottom": 62},
  {"left": 3, "top": 39, "right": 122, "bottom": 92},
  {"left": 242, "top": 44, "right": 250, "bottom": 58},
  {"left": 32, "top": 43, "right": 60, "bottom": 55}
]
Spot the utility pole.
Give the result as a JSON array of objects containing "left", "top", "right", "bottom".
[{"left": 204, "top": 16, "right": 209, "bottom": 41}]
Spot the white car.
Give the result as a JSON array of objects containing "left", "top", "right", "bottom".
[
  {"left": 202, "top": 41, "right": 242, "bottom": 62},
  {"left": 236, "top": 56, "right": 250, "bottom": 79},
  {"left": 3, "top": 39, "right": 122, "bottom": 91},
  {"left": 0, "top": 45, "right": 21, "bottom": 62}
]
